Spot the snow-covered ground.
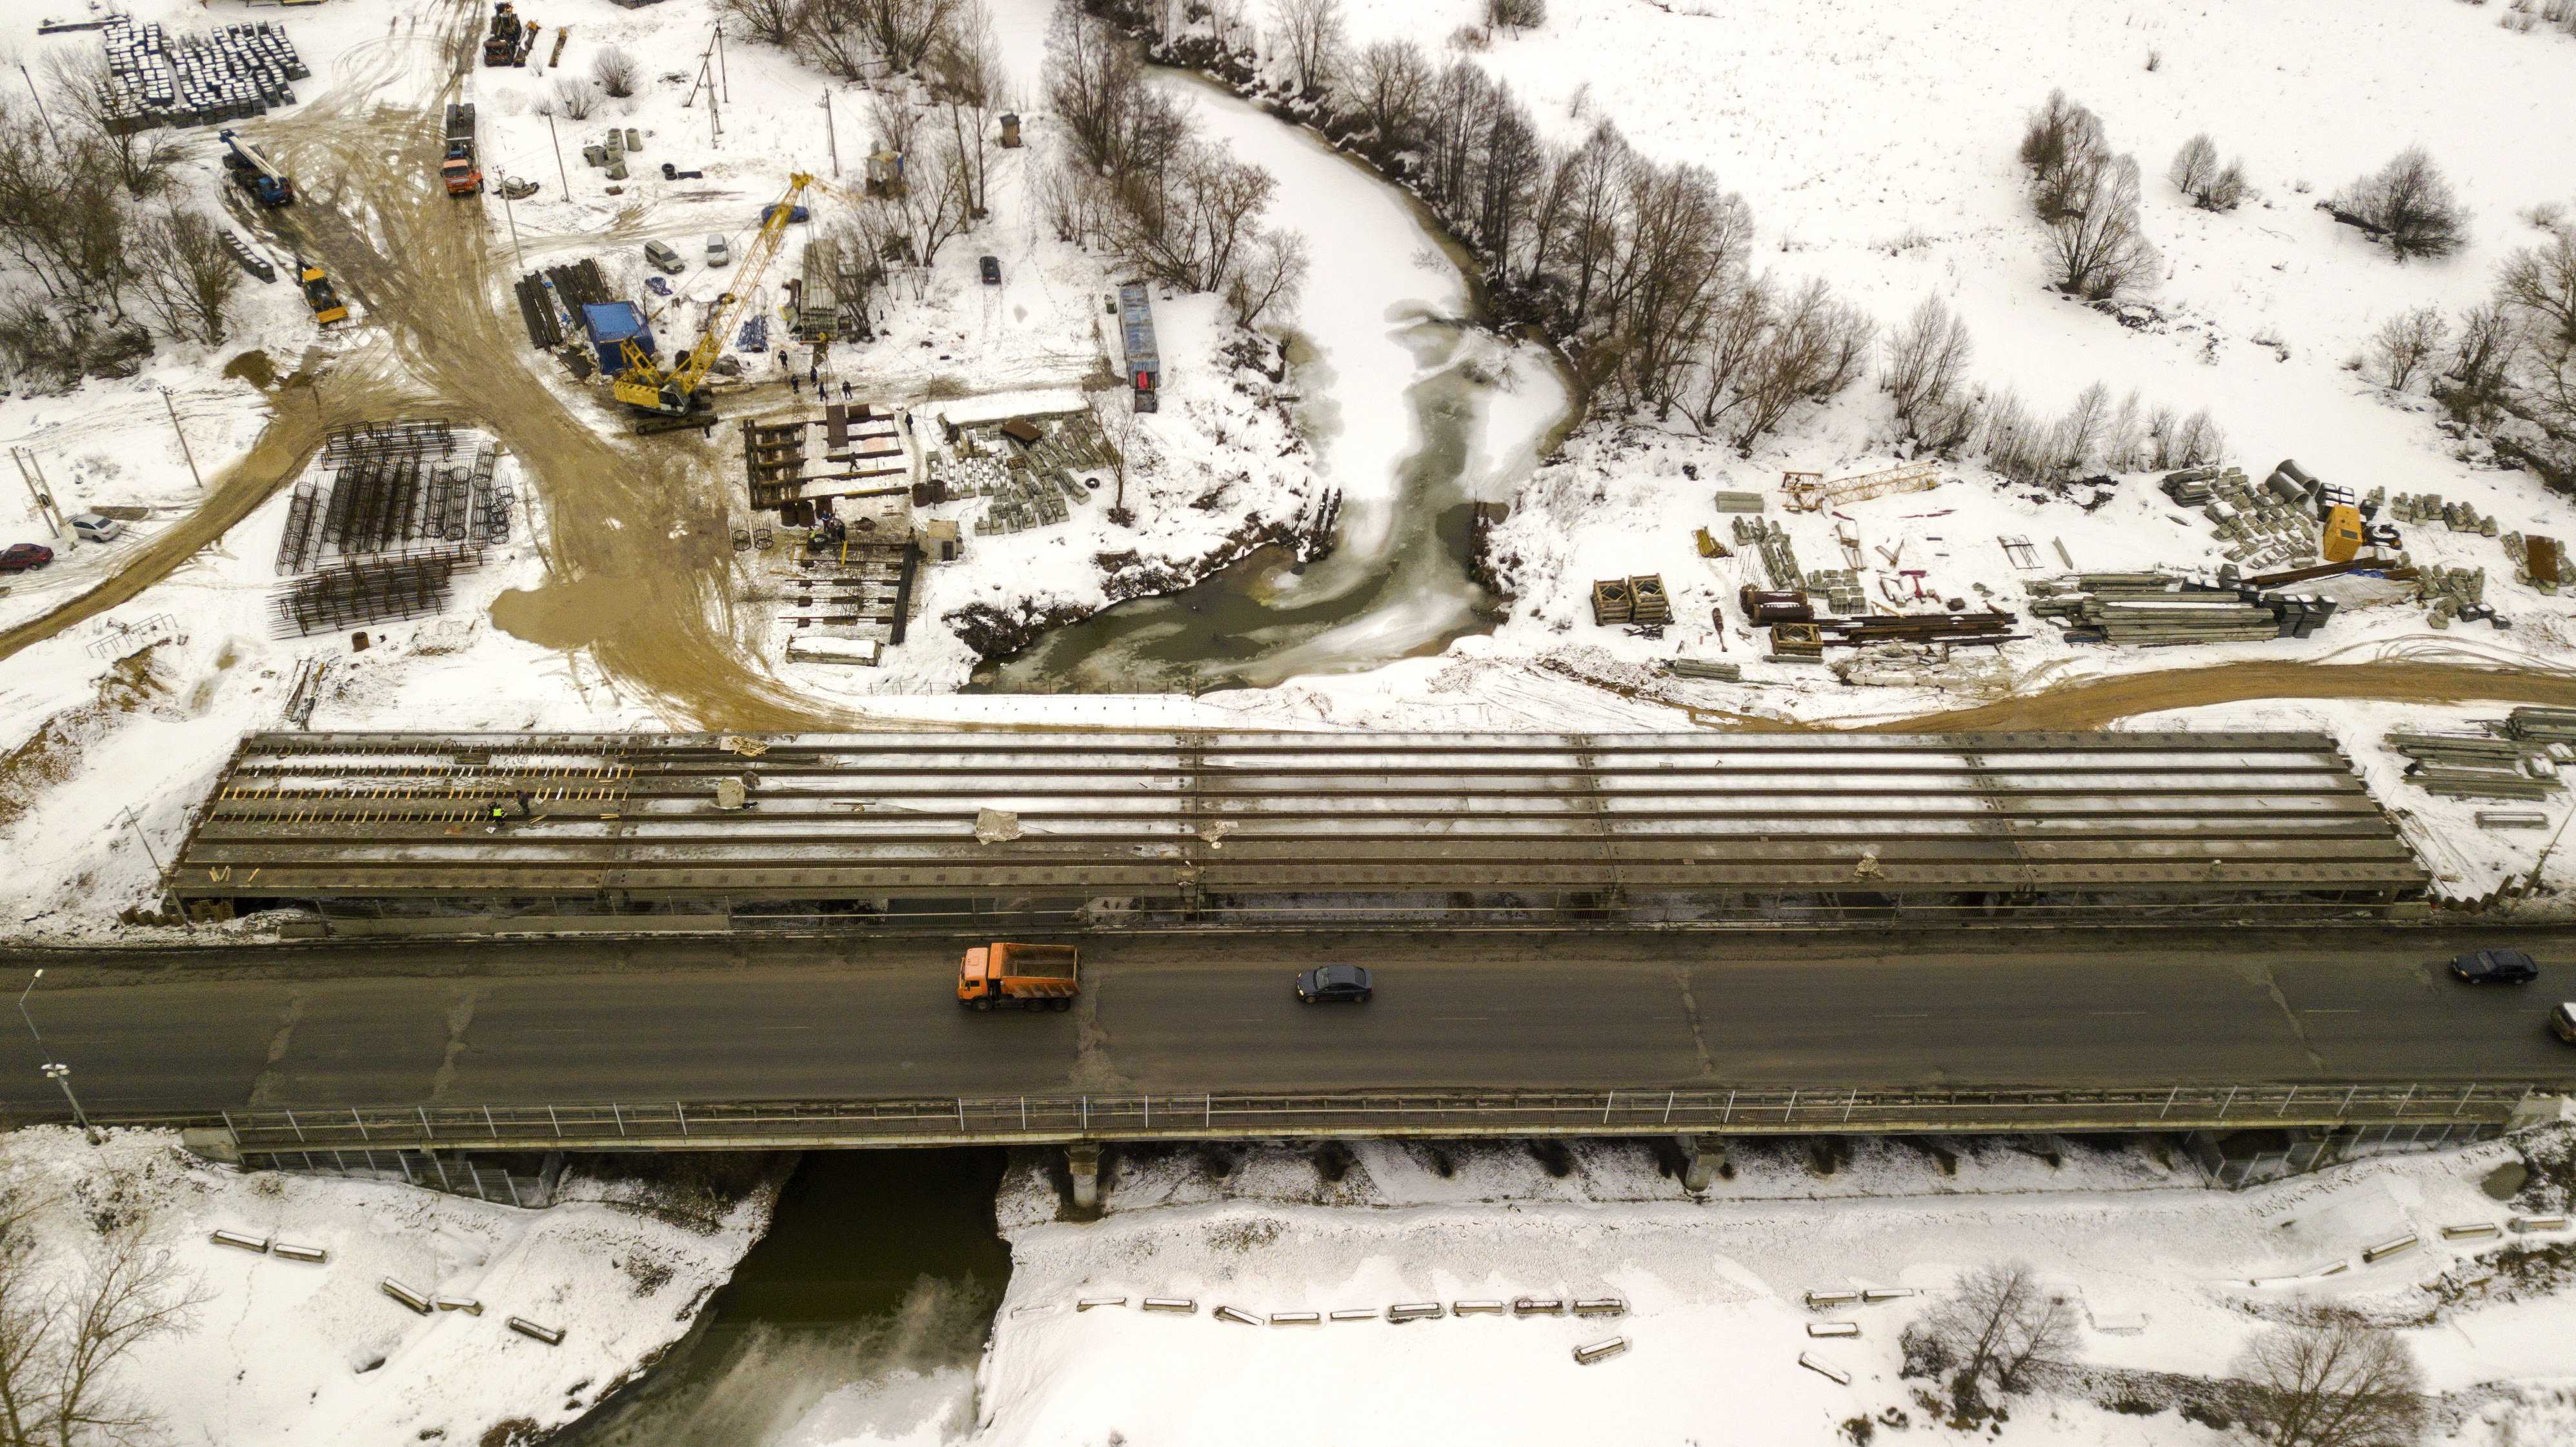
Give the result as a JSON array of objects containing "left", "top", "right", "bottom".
[
  {"left": 0, "top": 1126, "right": 780, "bottom": 1446},
  {"left": 954, "top": 1128, "right": 2576, "bottom": 1447}
]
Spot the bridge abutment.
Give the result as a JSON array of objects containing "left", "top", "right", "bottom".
[{"left": 1067, "top": 1143, "right": 1102, "bottom": 1209}]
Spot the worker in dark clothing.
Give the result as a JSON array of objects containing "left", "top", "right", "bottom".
[
  {"left": 514, "top": 790, "right": 533, "bottom": 818},
  {"left": 790, "top": 374, "right": 801, "bottom": 396},
  {"left": 808, "top": 364, "right": 820, "bottom": 388},
  {"left": 840, "top": 380, "right": 852, "bottom": 400}
]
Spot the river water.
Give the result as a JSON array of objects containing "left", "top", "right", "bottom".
[
  {"left": 552, "top": 1151, "right": 1009, "bottom": 1447},
  {"left": 973, "top": 76, "right": 1569, "bottom": 696}
]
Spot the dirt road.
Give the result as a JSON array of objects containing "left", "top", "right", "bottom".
[
  {"left": 245, "top": 2, "right": 854, "bottom": 730},
  {"left": 1848, "top": 658, "right": 2576, "bottom": 731}
]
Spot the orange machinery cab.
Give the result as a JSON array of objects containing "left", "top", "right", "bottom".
[
  {"left": 2321, "top": 504, "right": 2364, "bottom": 564},
  {"left": 958, "top": 941, "right": 1080, "bottom": 1011}
]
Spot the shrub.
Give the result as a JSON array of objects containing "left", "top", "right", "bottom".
[
  {"left": 2048, "top": 153, "right": 2158, "bottom": 299},
  {"left": 2169, "top": 133, "right": 2249, "bottom": 211},
  {"left": 591, "top": 46, "right": 638, "bottom": 99},
  {"left": 2018, "top": 89, "right": 2108, "bottom": 220},
  {"left": 2333, "top": 148, "right": 2468, "bottom": 262},
  {"left": 2368, "top": 307, "right": 2448, "bottom": 392},
  {"left": 550, "top": 76, "right": 601, "bottom": 120}
]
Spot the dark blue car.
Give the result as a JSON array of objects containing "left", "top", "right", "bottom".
[
  {"left": 2452, "top": 950, "right": 2539, "bottom": 984},
  {"left": 1296, "top": 965, "right": 1373, "bottom": 1003}
]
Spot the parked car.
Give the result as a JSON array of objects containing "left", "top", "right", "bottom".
[
  {"left": 979, "top": 254, "right": 1001, "bottom": 285},
  {"left": 1296, "top": 965, "right": 1373, "bottom": 1003},
  {"left": 2452, "top": 949, "right": 2540, "bottom": 984},
  {"left": 642, "top": 238, "right": 685, "bottom": 274},
  {"left": 2553, "top": 1001, "right": 2576, "bottom": 1044},
  {"left": 68, "top": 512, "right": 123, "bottom": 543},
  {"left": 0, "top": 543, "right": 53, "bottom": 572},
  {"left": 760, "top": 203, "right": 811, "bottom": 225},
  {"left": 706, "top": 233, "right": 730, "bottom": 267}
]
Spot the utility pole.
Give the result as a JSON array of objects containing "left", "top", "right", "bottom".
[
  {"left": 2526, "top": 804, "right": 2576, "bottom": 895},
  {"left": 10, "top": 448, "right": 66, "bottom": 539},
  {"left": 499, "top": 179, "right": 525, "bottom": 268},
  {"left": 716, "top": 21, "right": 730, "bottom": 104},
  {"left": 16, "top": 65, "right": 61, "bottom": 152},
  {"left": 18, "top": 971, "right": 97, "bottom": 1142},
  {"left": 161, "top": 388, "right": 205, "bottom": 491},
  {"left": 547, "top": 111, "right": 572, "bottom": 199},
  {"left": 822, "top": 90, "right": 840, "bottom": 178},
  {"left": 119, "top": 806, "right": 191, "bottom": 934}
]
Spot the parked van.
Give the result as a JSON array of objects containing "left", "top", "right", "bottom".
[
  {"left": 643, "top": 239, "right": 684, "bottom": 274},
  {"left": 706, "top": 234, "right": 730, "bottom": 267},
  {"left": 69, "top": 512, "right": 123, "bottom": 543}
]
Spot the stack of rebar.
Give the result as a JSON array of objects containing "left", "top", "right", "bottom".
[
  {"left": 269, "top": 549, "right": 483, "bottom": 638},
  {"left": 2384, "top": 731, "right": 2564, "bottom": 801}
]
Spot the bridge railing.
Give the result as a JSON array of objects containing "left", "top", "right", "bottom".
[{"left": 205, "top": 1082, "right": 2551, "bottom": 1150}]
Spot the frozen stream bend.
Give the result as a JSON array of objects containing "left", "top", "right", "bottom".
[{"left": 976, "top": 68, "right": 1571, "bottom": 694}]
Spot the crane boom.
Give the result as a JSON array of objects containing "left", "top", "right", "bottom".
[{"left": 612, "top": 174, "right": 815, "bottom": 418}]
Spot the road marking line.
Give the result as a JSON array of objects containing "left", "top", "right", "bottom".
[
  {"left": 1433, "top": 1017, "right": 1489, "bottom": 1022},
  {"left": 1873, "top": 1013, "right": 1929, "bottom": 1018},
  {"left": 2089, "top": 1011, "right": 2145, "bottom": 1016},
  {"left": 2300, "top": 1009, "right": 2359, "bottom": 1014}
]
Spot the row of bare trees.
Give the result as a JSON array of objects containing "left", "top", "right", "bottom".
[
  {"left": 2369, "top": 224, "right": 2576, "bottom": 489},
  {"left": 1043, "top": 3, "right": 1307, "bottom": 329},
  {"left": 0, "top": 56, "right": 245, "bottom": 387},
  {"left": 719, "top": 0, "right": 961, "bottom": 81},
  {"left": 1904, "top": 1261, "right": 2423, "bottom": 1447}
]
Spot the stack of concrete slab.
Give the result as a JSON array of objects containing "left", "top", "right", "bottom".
[{"left": 98, "top": 17, "right": 305, "bottom": 132}]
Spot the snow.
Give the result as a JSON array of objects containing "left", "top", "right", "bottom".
[
  {"left": 954, "top": 1130, "right": 2576, "bottom": 1447},
  {"left": 0, "top": 1126, "right": 778, "bottom": 1446}
]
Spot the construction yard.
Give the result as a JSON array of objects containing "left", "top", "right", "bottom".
[{"left": 0, "top": 0, "right": 2570, "bottom": 942}]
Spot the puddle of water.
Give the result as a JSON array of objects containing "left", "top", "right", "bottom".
[
  {"left": 2482, "top": 1159, "right": 2528, "bottom": 1200},
  {"left": 556, "top": 1149, "right": 1011, "bottom": 1447}
]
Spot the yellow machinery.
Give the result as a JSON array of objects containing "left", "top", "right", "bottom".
[
  {"left": 299, "top": 262, "right": 348, "bottom": 326},
  {"left": 612, "top": 174, "right": 814, "bottom": 419},
  {"left": 2321, "top": 503, "right": 2365, "bottom": 564}
]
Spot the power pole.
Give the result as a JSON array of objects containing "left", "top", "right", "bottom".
[
  {"left": 10, "top": 449, "right": 66, "bottom": 539},
  {"left": 716, "top": 21, "right": 730, "bottom": 103},
  {"left": 547, "top": 111, "right": 572, "bottom": 199},
  {"left": 499, "top": 179, "right": 525, "bottom": 267},
  {"left": 161, "top": 388, "right": 205, "bottom": 491},
  {"left": 822, "top": 90, "right": 840, "bottom": 178},
  {"left": 16, "top": 65, "right": 61, "bottom": 152}
]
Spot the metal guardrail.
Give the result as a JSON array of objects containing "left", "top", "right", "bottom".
[{"left": 182, "top": 1082, "right": 2555, "bottom": 1151}]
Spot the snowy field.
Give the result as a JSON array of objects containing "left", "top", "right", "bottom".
[
  {"left": 0, "top": 1126, "right": 780, "bottom": 1446},
  {"left": 956, "top": 1128, "right": 2576, "bottom": 1447}
]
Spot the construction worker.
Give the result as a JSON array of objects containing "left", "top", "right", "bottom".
[
  {"left": 488, "top": 800, "right": 508, "bottom": 829},
  {"left": 514, "top": 789, "right": 533, "bottom": 818},
  {"left": 789, "top": 373, "right": 801, "bottom": 396}
]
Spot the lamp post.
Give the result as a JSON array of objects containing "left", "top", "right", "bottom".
[{"left": 18, "top": 970, "right": 97, "bottom": 1142}]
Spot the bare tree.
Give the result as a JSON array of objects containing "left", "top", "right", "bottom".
[
  {"left": 1336, "top": 38, "right": 1433, "bottom": 151},
  {"left": 2018, "top": 88, "right": 2107, "bottom": 220},
  {"left": 718, "top": 0, "right": 809, "bottom": 47},
  {"left": 2499, "top": 227, "right": 2576, "bottom": 349},
  {"left": 0, "top": 1202, "right": 207, "bottom": 1447},
  {"left": 2368, "top": 307, "right": 2447, "bottom": 392},
  {"left": 2335, "top": 148, "right": 2468, "bottom": 262},
  {"left": 2169, "top": 132, "right": 2248, "bottom": 211},
  {"left": 42, "top": 52, "right": 179, "bottom": 198},
  {"left": 1724, "top": 276, "right": 1872, "bottom": 452},
  {"left": 1227, "top": 227, "right": 1309, "bottom": 328},
  {"left": 927, "top": 0, "right": 1005, "bottom": 218},
  {"left": 130, "top": 207, "right": 241, "bottom": 345},
  {"left": 1486, "top": 0, "right": 1546, "bottom": 29},
  {"left": 2442, "top": 299, "right": 2522, "bottom": 428},
  {"left": 591, "top": 46, "right": 639, "bottom": 98},
  {"left": 1271, "top": 0, "right": 1346, "bottom": 97},
  {"left": 1904, "top": 1262, "right": 2079, "bottom": 1415},
  {"left": 2053, "top": 379, "right": 2113, "bottom": 469},
  {"left": 2047, "top": 152, "right": 2158, "bottom": 299},
  {"left": 861, "top": 127, "right": 972, "bottom": 265},
  {"left": 804, "top": 0, "right": 956, "bottom": 76},
  {"left": 1884, "top": 293, "right": 1976, "bottom": 453},
  {"left": 2231, "top": 1320, "right": 2424, "bottom": 1447},
  {"left": 550, "top": 75, "right": 600, "bottom": 120}
]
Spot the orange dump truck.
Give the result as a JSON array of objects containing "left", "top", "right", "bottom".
[{"left": 958, "top": 942, "right": 1080, "bottom": 1011}]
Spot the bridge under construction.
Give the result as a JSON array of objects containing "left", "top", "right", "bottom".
[{"left": 166, "top": 729, "right": 2431, "bottom": 928}]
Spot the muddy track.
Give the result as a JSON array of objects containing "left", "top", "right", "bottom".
[
  {"left": 1840, "top": 658, "right": 2576, "bottom": 733},
  {"left": 245, "top": 0, "right": 857, "bottom": 730}
]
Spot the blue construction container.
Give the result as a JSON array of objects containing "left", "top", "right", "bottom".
[
  {"left": 581, "top": 301, "right": 654, "bottom": 374},
  {"left": 1117, "top": 284, "right": 1159, "bottom": 412}
]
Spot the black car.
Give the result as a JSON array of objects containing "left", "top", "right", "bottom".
[
  {"left": 1296, "top": 965, "right": 1373, "bottom": 1003},
  {"left": 2452, "top": 949, "right": 2540, "bottom": 984},
  {"left": 978, "top": 254, "right": 1001, "bottom": 285}
]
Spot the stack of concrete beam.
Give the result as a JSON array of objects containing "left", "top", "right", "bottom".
[
  {"left": 1800, "top": 568, "right": 1866, "bottom": 615},
  {"left": 2027, "top": 573, "right": 2329, "bottom": 645},
  {"left": 2385, "top": 731, "right": 2565, "bottom": 801},
  {"left": 2158, "top": 466, "right": 2229, "bottom": 505},
  {"left": 2390, "top": 493, "right": 2500, "bottom": 536},
  {"left": 2415, "top": 564, "right": 2488, "bottom": 628},
  {"left": 2504, "top": 707, "right": 2576, "bottom": 744},
  {"left": 1732, "top": 516, "right": 1804, "bottom": 591},
  {"left": 97, "top": 17, "right": 305, "bottom": 133}
]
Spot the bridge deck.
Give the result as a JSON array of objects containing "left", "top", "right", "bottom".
[{"left": 169, "top": 730, "right": 2428, "bottom": 910}]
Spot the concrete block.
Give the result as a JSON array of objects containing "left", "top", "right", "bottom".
[
  {"left": 1807, "top": 1321, "right": 1860, "bottom": 1338},
  {"left": 210, "top": 1229, "right": 269, "bottom": 1253},
  {"left": 1387, "top": 1302, "right": 1444, "bottom": 1322},
  {"left": 1076, "top": 1297, "right": 1127, "bottom": 1311},
  {"left": 1573, "top": 1297, "right": 1627, "bottom": 1317},
  {"left": 1214, "top": 1305, "right": 1261, "bottom": 1326},
  {"left": 507, "top": 1316, "right": 565, "bottom": 1344},
  {"left": 2362, "top": 1233, "right": 2419, "bottom": 1263},
  {"left": 1798, "top": 1351, "right": 1851, "bottom": 1384},
  {"left": 379, "top": 1279, "right": 432, "bottom": 1315},
  {"left": 1574, "top": 1337, "right": 1629, "bottom": 1365},
  {"left": 1141, "top": 1297, "right": 1196, "bottom": 1313},
  {"left": 272, "top": 1241, "right": 328, "bottom": 1263}
]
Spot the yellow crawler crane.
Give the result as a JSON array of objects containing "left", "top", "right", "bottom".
[{"left": 612, "top": 174, "right": 814, "bottom": 420}]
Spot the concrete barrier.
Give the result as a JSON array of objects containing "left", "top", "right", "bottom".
[
  {"left": 1798, "top": 1351, "right": 1851, "bottom": 1385},
  {"left": 2362, "top": 1233, "right": 2420, "bottom": 1264},
  {"left": 1329, "top": 1308, "right": 1376, "bottom": 1322},
  {"left": 432, "top": 1295, "right": 481, "bottom": 1315},
  {"left": 2440, "top": 1223, "right": 2502, "bottom": 1240},
  {"left": 1573, "top": 1337, "right": 1629, "bottom": 1365},
  {"left": 210, "top": 1229, "right": 270, "bottom": 1253},
  {"left": 1269, "top": 1311, "right": 1322, "bottom": 1326},
  {"left": 1077, "top": 1297, "right": 1127, "bottom": 1311},
  {"left": 2511, "top": 1215, "right": 2571, "bottom": 1234},
  {"left": 1142, "top": 1298, "right": 1197, "bottom": 1313},
  {"left": 507, "top": 1317, "right": 565, "bottom": 1345},
  {"left": 1806, "top": 1322, "right": 1860, "bottom": 1338},
  {"left": 1214, "top": 1306, "right": 1262, "bottom": 1326},
  {"left": 272, "top": 1242, "right": 327, "bottom": 1263},
  {"left": 1573, "top": 1297, "right": 1627, "bottom": 1317},
  {"left": 379, "top": 1279, "right": 432, "bottom": 1315},
  {"left": 1453, "top": 1300, "right": 1505, "bottom": 1316},
  {"left": 1513, "top": 1297, "right": 1567, "bottom": 1317},
  {"left": 1860, "top": 1288, "right": 1917, "bottom": 1303},
  {"left": 1804, "top": 1290, "right": 1862, "bottom": 1309},
  {"left": 1387, "top": 1302, "right": 1444, "bottom": 1322}
]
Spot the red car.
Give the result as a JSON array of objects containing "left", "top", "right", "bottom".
[{"left": 0, "top": 543, "right": 52, "bottom": 573}]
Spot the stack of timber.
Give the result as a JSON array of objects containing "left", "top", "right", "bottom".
[
  {"left": 1629, "top": 574, "right": 1673, "bottom": 625},
  {"left": 2384, "top": 731, "right": 2564, "bottom": 801},
  {"left": 1662, "top": 659, "right": 1741, "bottom": 682},
  {"left": 1816, "top": 611, "right": 2018, "bottom": 648}
]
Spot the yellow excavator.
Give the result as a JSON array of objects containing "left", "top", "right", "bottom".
[{"left": 612, "top": 174, "right": 816, "bottom": 422}]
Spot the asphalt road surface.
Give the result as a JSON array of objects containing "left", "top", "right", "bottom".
[{"left": 4, "top": 931, "right": 2572, "bottom": 1117}]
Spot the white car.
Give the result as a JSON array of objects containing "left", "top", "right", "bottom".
[
  {"left": 69, "top": 512, "right": 123, "bottom": 543},
  {"left": 2553, "top": 1000, "right": 2575, "bottom": 1044},
  {"left": 707, "top": 234, "right": 730, "bottom": 267}
]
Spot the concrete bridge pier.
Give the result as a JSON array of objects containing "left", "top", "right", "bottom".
[
  {"left": 1067, "top": 1144, "right": 1102, "bottom": 1209},
  {"left": 1678, "top": 1135, "right": 1729, "bottom": 1193}
]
